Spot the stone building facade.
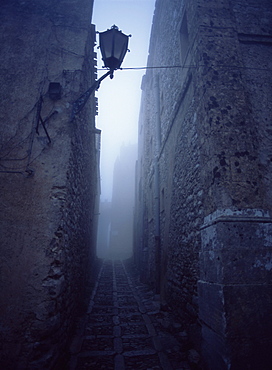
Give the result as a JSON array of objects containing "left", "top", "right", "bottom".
[
  {"left": 109, "top": 144, "right": 137, "bottom": 259},
  {"left": 134, "top": 0, "right": 272, "bottom": 368},
  {"left": 0, "top": 0, "right": 99, "bottom": 368}
]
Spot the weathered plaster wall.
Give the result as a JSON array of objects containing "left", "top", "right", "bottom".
[
  {"left": 135, "top": 0, "right": 272, "bottom": 368},
  {"left": 0, "top": 1, "right": 98, "bottom": 368}
]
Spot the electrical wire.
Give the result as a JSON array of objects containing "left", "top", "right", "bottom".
[
  {"left": 97, "top": 64, "right": 271, "bottom": 72},
  {"left": 0, "top": 89, "right": 50, "bottom": 175}
]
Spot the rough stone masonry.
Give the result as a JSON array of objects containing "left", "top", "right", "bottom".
[
  {"left": 134, "top": 0, "right": 272, "bottom": 369},
  {"left": 0, "top": 0, "right": 99, "bottom": 368}
]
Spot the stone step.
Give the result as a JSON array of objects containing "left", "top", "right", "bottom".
[{"left": 68, "top": 259, "right": 193, "bottom": 370}]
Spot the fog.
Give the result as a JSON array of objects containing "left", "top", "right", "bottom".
[
  {"left": 93, "top": 0, "right": 155, "bottom": 258},
  {"left": 97, "top": 144, "right": 137, "bottom": 259}
]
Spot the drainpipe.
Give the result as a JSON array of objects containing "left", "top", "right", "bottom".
[{"left": 154, "top": 74, "right": 161, "bottom": 294}]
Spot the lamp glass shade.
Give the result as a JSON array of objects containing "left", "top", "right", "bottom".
[{"left": 99, "top": 26, "right": 129, "bottom": 70}]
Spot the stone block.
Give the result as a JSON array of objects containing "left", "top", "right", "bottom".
[
  {"left": 223, "top": 284, "right": 272, "bottom": 341},
  {"left": 201, "top": 209, "right": 272, "bottom": 251},
  {"left": 199, "top": 283, "right": 272, "bottom": 369},
  {"left": 201, "top": 324, "right": 229, "bottom": 370},
  {"left": 200, "top": 248, "right": 272, "bottom": 284},
  {"left": 198, "top": 281, "right": 225, "bottom": 334}
]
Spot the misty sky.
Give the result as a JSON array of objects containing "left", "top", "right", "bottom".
[{"left": 92, "top": 0, "right": 155, "bottom": 201}]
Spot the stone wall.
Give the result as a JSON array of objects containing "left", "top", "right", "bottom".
[
  {"left": 135, "top": 0, "right": 272, "bottom": 368},
  {"left": 0, "top": 1, "right": 98, "bottom": 368},
  {"left": 135, "top": 0, "right": 201, "bottom": 323}
]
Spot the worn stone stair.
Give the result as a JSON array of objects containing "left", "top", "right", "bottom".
[{"left": 69, "top": 260, "right": 195, "bottom": 369}]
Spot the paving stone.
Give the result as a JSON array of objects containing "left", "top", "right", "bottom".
[
  {"left": 114, "top": 337, "right": 123, "bottom": 354},
  {"left": 124, "top": 353, "right": 160, "bottom": 369},
  {"left": 113, "top": 315, "right": 120, "bottom": 325},
  {"left": 119, "top": 313, "right": 143, "bottom": 325},
  {"left": 114, "top": 354, "right": 125, "bottom": 370},
  {"left": 81, "top": 337, "right": 114, "bottom": 351},
  {"left": 113, "top": 325, "right": 121, "bottom": 337},
  {"left": 123, "top": 336, "right": 154, "bottom": 352},
  {"left": 158, "top": 351, "right": 174, "bottom": 370},
  {"left": 85, "top": 324, "right": 113, "bottom": 336},
  {"left": 68, "top": 260, "right": 193, "bottom": 370},
  {"left": 121, "top": 324, "right": 148, "bottom": 336},
  {"left": 118, "top": 307, "right": 139, "bottom": 315},
  {"left": 152, "top": 336, "right": 163, "bottom": 351},
  {"left": 87, "top": 314, "right": 113, "bottom": 325},
  {"left": 146, "top": 323, "right": 157, "bottom": 336},
  {"left": 76, "top": 354, "right": 115, "bottom": 369}
]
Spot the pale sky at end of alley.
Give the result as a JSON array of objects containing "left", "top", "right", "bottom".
[{"left": 92, "top": 0, "right": 156, "bottom": 201}]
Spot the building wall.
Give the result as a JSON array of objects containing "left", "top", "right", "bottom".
[
  {"left": 135, "top": 0, "right": 272, "bottom": 368},
  {"left": 97, "top": 200, "right": 112, "bottom": 258},
  {"left": 0, "top": 1, "right": 98, "bottom": 368},
  {"left": 110, "top": 144, "right": 137, "bottom": 259},
  {"left": 136, "top": 0, "right": 202, "bottom": 312}
]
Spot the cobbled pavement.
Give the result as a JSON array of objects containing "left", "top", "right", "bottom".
[{"left": 69, "top": 260, "right": 195, "bottom": 370}]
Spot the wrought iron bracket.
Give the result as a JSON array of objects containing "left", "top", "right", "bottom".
[{"left": 71, "top": 70, "right": 113, "bottom": 119}]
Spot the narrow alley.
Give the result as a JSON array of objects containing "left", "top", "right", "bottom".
[{"left": 69, "top": 260, "right": 195, "bottom": 370}]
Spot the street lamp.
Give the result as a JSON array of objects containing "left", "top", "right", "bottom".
[
  {"left": 72, "top": 25, "right": 130, "bottom": 118},
  {"left": 99, "top": 25, "right": 130, "bottom": 77}
]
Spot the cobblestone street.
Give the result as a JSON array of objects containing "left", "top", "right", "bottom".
[{"left": 69, "top": 260, "right": 195, "bottom": 370}]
